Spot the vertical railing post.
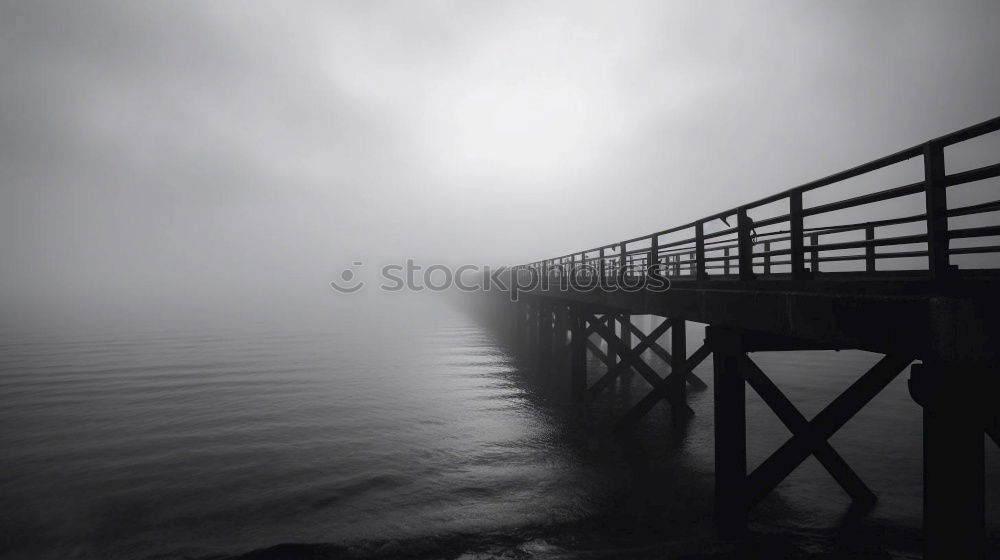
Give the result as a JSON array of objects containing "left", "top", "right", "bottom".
[
  {"left": 618, "top": 242, "right": 627, "bottom": 282},
  {"left": 599, "top": 247, "right": 606, "bottom": 286},
  {"left": 763, "top": 242, "right": 771, "bottom": 275},
  {"left": 695, "top": 222, "right": 708, "bottom": 280},
  {"left": 865, "top": 224, "right": 876, "bottom": 273},
  {"left": 790, "top": 191, "right": 807, "bottom": 280},
  {"left": 724, "top": 247, "right": 730, "bottom": 276},
  {"left": 809, "top": 233, "right": 820, "bottom": 273},
  {"left": 737, "top": 208, "right": 756, "bottom": 281},
  {"left": 923, "top": 141, "right": 950, "bottom": 281},
  {"left": 648, "top": 235, "right": 658, "bottom": 277}
]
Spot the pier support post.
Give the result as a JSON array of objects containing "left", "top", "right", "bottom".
[
  {"left": 607, "top": 315, "right": 619, "bottom": 367},
  {"left": 554, "top": 304, "right": 570, "bottom": 368},
  {"left": 570, "top": 307, "right": 587, "bottom": 400},
  {"left": 538, "top": 303, "right": 553, "bottom": 371},
  {"left": 708, "top": 326, "right": 747, "bottom": 537},
  {"left": 670, "top": 319, "right": 688, "bottom": 423},
  {"left": 511, "top": 301, "right": 523, "bottom": 344},
  {"left": 620, "top": 314, "right": 633, "bottom": 377},
  {"left": 910, "top": 362, "right": 985, "bottom": 560},
  {"left": 529, "top": 302, "right": 540, "bottom": 354}
]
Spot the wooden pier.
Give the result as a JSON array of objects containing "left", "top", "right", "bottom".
[{"left": 475, "top": 116, "right": 1000, "bottom": 558}]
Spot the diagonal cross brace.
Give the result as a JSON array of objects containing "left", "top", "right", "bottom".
[
  {"left": 613, "top": 343, "right": 712, "bottom": 431},
  {"left": 745, "top": 354, "right": 912, "bottom": 506},
  {"left": 742, "top": 355, "right": 876, "bottom": 506},
  {"left": 586, "top": 315, "right": 672, "bottom": 395},
  {"left": 585, "top": 316, "right": 695, "bottom": 417},
  {"left": 623, "top": 320, "right": 673, "bottom": 363},
  {"left": 623, "top": 321, "right": 708, "bottom": 390},
  {"left": 584, "top": 315, "right": 610, "bottom": 338},
  {"left": 586, "top": 339, "right": 612, "bottom": 367}
]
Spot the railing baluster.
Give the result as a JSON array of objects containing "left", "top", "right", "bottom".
[
  {"left": 619, "top": 242, "right": 627, "bottom": 282},
  {"left": 865, "top": 225, "right": 876, "bottom": 273},
  {"left": 695, "top": 222, "right": 707, "bottom": 280},
  {"left": 810, "top": 233, "right": 820, "bottom": 273},
  {"left": 648, "top": 236, "right": 658, "bottom": 276},
  {"left": 763, "top": 242, "right": 771, "bottom": 275},
  {"left": 923, "top": 141, "right": 950, "bottom": 280},
  {"left": 737, "top": 209, "right": 756, "bottom": 281},
  {"left": 790, "top": 191, "right": 806, "bottom": 280},
  {"left": 599, "top": 247, "right": 606, "bottom": 285}
]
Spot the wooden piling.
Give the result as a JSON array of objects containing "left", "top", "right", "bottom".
[
  {"left": 912, "top": 362, "right": 985, "bottom": 559},
  {"left": 670, "top": 319, "right": 687, "bottom": 422},
  {"left": 708, "top": 326, "right": 747, "bottom": 537}
]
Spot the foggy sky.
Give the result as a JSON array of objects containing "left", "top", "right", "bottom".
[{"left": 2, "top": 1, "right": 999, "bottom": 331}]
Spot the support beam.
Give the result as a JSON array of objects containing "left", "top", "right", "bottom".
[
  {"left": 613, "top": 343, "right": 710, "bottom": 432},
  {"left": 709, "top": 326, "right": 747, "bottom": 536},
  {"left": 670, "top": 320, "right": 688, "bottom": 422},
  {"left": 607, "top": 315, "right": 619, "bottom": 368},
  {"left": 742, "top": 356, "right": 876, "bottom": 507},
  {"left": 623, "top": 320, "right": 708, "bottom": 389},
  {"left": 620, "top": 314, "right": 633, "bottom": 376},
  {"left": 525, "top": 303, "right": 537, "bottom": 354},
  {"left": 910, "top": 362, "right": 985, "bottom": 560},
  {"left": 586, "top": 318, "right": 692, "bottom": 418},
  {"left": 553, "top": 304, "right": 570, "bottom": 368},
  {"left": 570, "top": 308, "right": 588, "bottom": 400},
  {"left": 586, "top": 315, "right": 672, "bottom": 397},
  {"left": 537, "top": 303, "right": 552, "bottom": 371},
  {"left": 746, "top": 354, "right": 911, "bottom": 505},
  {"left": 588, "top": 315, "right": 658, "bottom": 395},
  {"left": 586, "top": 339, "right": 613, "bottom": 368}
]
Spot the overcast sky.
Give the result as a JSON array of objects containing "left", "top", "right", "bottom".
[{"left": 1, "top": 1, "right": 998, "bottom": 331}]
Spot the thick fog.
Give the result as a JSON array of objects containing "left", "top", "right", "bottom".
[{"left": 1, "top": 1, "right": 998, "bottom": 332}]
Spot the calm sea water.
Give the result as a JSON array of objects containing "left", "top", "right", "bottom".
[{"left": 1, "top": 299, "right": 997, "bottom": 559}]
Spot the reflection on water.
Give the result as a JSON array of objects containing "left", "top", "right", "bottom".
[{"left": 0, "top": 300, "right": 996, "bottom": 559}]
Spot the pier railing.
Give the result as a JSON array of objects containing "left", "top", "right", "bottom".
[{"left": 514, "top": 116, "right": 1000, "bottom": 286}]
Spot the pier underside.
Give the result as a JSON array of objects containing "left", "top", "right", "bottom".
[{"left": 475, "top": 280, "right": 999, "bottom": 559}]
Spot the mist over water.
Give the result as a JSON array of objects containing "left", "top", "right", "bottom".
[
  {"left": 1, "top": 297, "right": 592, "bottom": 559},
  {"left": 3, "top": 296, "right": 997, "bottom": 559},
  {"left": 3, "top": 2, "right": 1000, "bottom": 558}
]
